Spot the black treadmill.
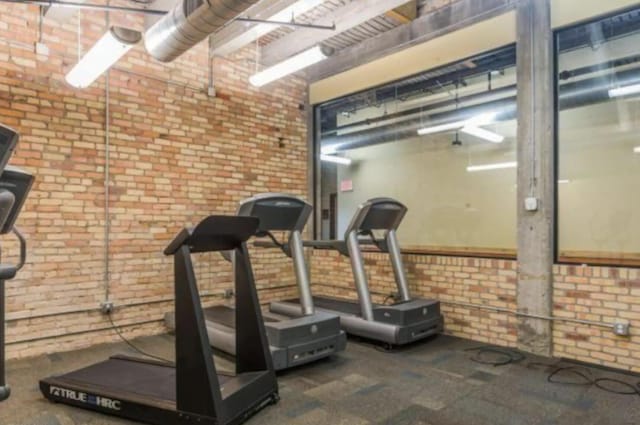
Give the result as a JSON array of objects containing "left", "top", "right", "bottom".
[
  {"left": 167, "top": 193, "right": 346, "bottom": 370},
  {"left": 271, "top": 197, "right": 444, "bottom": 347},
  {"left": 40, "top": 215, "right": 279, "bottom": 425},
  {"left": 0, "top": 124, "right": 34, "bottom": 402}
]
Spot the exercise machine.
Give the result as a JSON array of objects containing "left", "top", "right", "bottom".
[
  {"left": 166, "top": 193, "right": 346, "bottom": 370},
  {"left": 0, "top": 124, "right": 34, "bottom": 402},
  {"left": 40, "top": 215, "right": 278, "bottom": 425},
  {"left": 271, "top": 197, "right": 443, "bottom": 347}
]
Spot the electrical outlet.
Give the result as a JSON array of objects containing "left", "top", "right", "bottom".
[
  {"left": 100, "top": 301, "right": 114, "bottom": 314},
  {"left": 524, "top": 197, "right": 538, "bottom": 211},
  {"left": 34, "top": 42, "right": 49, "bottom": 56},
  {"left": 223, "top": 288, "right": 234, "bottom": 299},
  {"left": 612, "top": 321, "right": 630, "bottom": 336}
]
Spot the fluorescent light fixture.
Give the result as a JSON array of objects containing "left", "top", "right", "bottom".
[
  {"left": 320, "top": 154, "right": 352, "bottom": 165},
  {"left": 66, "top": 27, "right": 141, "bottom": 88},
  {"left": 417, "top": 121, "right": 465, "bottom": 136},
  {"left": 250, "top": 46, "right": 331, "bottom": 87},
  {"left": 461, "top": 126, "right": 505, "bottom": 143},
  {"left": 417, "top": 111, "right": 500, "bottom": 137},
  {"left": 466, "top": 161, "right": 517, "bottom": 172},
  {"left": 321, "top": 144, "right": 339, "bottom": 155},
  {"left": 634, "top": 146, "right": 640, "bottom": 153},
  {"left": 465, "top": 112, "right": 498, "bottom": 127},
  {"left": 256, "top": 0, "right": 324, "bottom": 30},
  {"left": 558, "top": 179, "right": 571, "bottom": 184},
  {"left": 608, "top": 83, "right": 640, "bottom": 98}
]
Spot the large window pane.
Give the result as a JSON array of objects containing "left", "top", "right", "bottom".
[
  {"left": 556, "top": 9, "right": 640, "bottom": 265},
  {"left": 316, "top": 46, "right": 518, "bottom": 255}
]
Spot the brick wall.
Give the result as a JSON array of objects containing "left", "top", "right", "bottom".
[
  {"left": 310, "top": 250, "right": 517, "bottom": 347},
  {"left": 0, "top": 4, "right": 307, "bottom": 359},
  {"left": 310, "top": 250, "right": 640, "bottom": 372}
]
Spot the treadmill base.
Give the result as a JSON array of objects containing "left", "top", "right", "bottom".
[{"left": 40, "top": 355, "right": 278, "bottom": 425}]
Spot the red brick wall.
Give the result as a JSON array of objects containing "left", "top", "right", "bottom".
[{"left": 0, "top": 4, "right": 307, "bottom": 359}]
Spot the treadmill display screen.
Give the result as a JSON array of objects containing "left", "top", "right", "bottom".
[{"left": 0, "top": 125, "right": 18, "bottom": 174}]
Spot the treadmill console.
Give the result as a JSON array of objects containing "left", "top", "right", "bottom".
[
  {"left": 0, "top": 166, "right": 34, "bottom": 234},
  {"left": 0, "top": 125, "right": 18, "bottom": 174},
  {"left": 345, "top": 197, "right": 407, "bottom": 236},
  {"left": 237, "top": 193, "right": 312, "bottom": 233}
]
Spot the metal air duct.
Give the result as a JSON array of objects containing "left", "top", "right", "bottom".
[{"left": 145, "top": 0, "right": 259, "bottom": 62}]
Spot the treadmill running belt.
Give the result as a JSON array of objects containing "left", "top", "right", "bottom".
[
  {"left": 203, "top": 306, "right": 278, "bottom": 329},
  {"left": 57, "top": 357, "right": 177, "bottom": 402},
  {"left": 289, "top": 296, "right": 362, "bottom": 316},
  {"left": 204, "top": 306, "right": 236, "bottom": 328}
]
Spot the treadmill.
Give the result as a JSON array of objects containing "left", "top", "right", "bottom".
[
  {"left": 167, "top": 193, "right": 346, "bottom": 370},
  {"left": 0, "top": 124, "right": 34, "bottom": 402},
  {"left": 41, "top": 215, "right": 279, "bottom": 425},
  {"left": 271, "top": 197, "right": 444, "bottom": 347}
]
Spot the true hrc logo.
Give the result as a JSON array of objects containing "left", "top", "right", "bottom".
[{"left": 49, "top": 386, "right": 122, "bottom": 411}]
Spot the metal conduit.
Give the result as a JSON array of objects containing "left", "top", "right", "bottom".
[
  {"left": 325, "top": 66, "right": 640, "bottom": 152},
  {"left": 442, "top": 300, "right": 616, "bottom": 330}
]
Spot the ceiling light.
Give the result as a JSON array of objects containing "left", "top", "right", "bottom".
[
  {"left": 417, "top": 121, "right": 465, "bottom": 136},
  {"left": 558, "top": 179, "right": 571, "bottom": 184},
  {"left": 250, "top": 46, "right": 331, "bottom": 87},
  {"left": 320, "top": 154, "right": 351, "bottom": 165},
  {"left": 466, "top": 161, "right": 517, "bottom": 172},
  {"left": 465, "top": 112, "right": 498, "bottom": 127},
  {"left": 255, "top": 0, "right": 324, "bottom": 30},
  {"left": 634, "top": 146, "right": 640, "bottom": 153},
  {"left": 609, "top": 83, "right": 640, "bottom": 98},
  {"left": 461, "top": 126, "right": 505, "bottom": 143},
  {"left": 66, "top": 27, "right": 141, "bottom": 89},
  {"left": 321, "top": 145, "right": 339, "bottom": 155},
  {"left": 417, "top": 111, "right": 499, "bottom": 137}
]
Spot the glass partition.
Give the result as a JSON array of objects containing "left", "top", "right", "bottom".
[
  {"left": 556, "top": 7, "right": 640, "bottom": 266},
  {"left": 315, "top": 45, "right": 518, "bottom": 257}
]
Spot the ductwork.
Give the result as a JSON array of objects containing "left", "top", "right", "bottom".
[
  {"left": 324, "top": 66, "right": 640, "bottom": 152},
  {"left": 145, "top": 0, "right": 260, "bottom": 62}
]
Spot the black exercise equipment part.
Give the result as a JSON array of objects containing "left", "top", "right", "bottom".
[
  {"left": 0, "top": 124, "right": 33, "bottom": 402},
  {"left": 272, "top": 197, "right": 444, "bottom": 347},
  {"left": 166, "top": 193, "right": 347, "bottom": 370},
  {"left": 40, "top": 215, "right": 279, "bottom": 425}
]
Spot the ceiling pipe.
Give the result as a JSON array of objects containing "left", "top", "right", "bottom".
[
  {"left": 322, "top": 84, "right": 517, "bottom": 137},
  {"left": 324, "top": 66, "right": 640, "bottom": 152},
  {"left": 145, "top": 0, "right": 260, "bottom": 62}
]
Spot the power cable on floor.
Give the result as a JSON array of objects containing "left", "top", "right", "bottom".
[
  {"left": 107, "top": 312, "right": 172, "bottom": 364},
  {"left": 528, "top": 361, "right": 640, "bottom": 397}
]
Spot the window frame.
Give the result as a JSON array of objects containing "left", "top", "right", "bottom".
[{"left": 553, "top": 5, "right": 640, "bottom": 268}]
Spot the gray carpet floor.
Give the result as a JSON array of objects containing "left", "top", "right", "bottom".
[{"left": 1, "top": 333, "right": 639, "bottom": 425}]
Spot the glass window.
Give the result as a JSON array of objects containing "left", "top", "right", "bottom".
[
  {"left": 315, "top": 46, "right": 518, "bottom": 256},
  {"left": 556, "top": 8, "right": 640, "bottom": 266}
]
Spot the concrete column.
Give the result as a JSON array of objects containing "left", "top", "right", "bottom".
[{"left": 516, "top": 0, "right": 554, "bottom": 356}]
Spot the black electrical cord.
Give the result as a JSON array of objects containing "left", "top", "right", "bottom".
[
  {"left": 530, "top": 362, "right": 640, "bottom": 396},
  {"left": 464, "top": 346, "right": 525, "bottom": 366},
  {"left": 593, "top": 378, "right": 640, "bottom": 395},
  {"left": 107, "top": 312, "right": 172, "bottom": 364},
  {"left": 382, "top": 294, "right": 395, "bottom": 305},
  {"left": 547, "top": 366, "right": 594, "bottom": 386}
]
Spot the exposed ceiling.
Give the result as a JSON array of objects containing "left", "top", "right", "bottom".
[{"left": 207, "top": 0, "right": 434, "bottom": 64}]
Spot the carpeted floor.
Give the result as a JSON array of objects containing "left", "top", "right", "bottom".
[{"left": 2, "top": 333, "right": 639, "bottom": 425}]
